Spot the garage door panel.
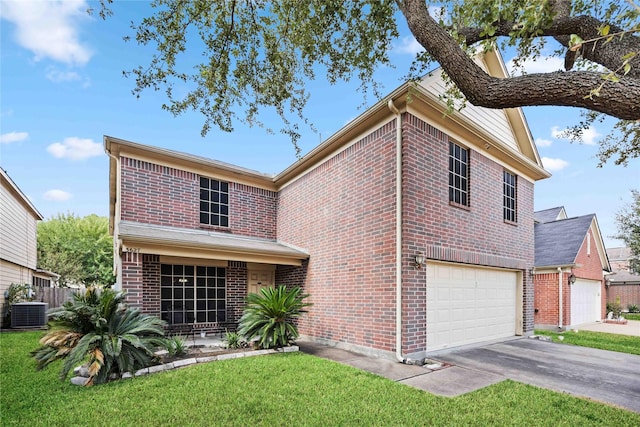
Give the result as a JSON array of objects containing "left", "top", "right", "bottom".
[
  {"left": 427, "top": 263, "right": 517, "bottom": 351},
  {"left": 571, "top": 279, "right": 601, "bottom": 326}
]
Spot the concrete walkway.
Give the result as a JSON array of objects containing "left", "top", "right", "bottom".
[
  {"left": 297, "top": 340, "right": 504, "bottom": 397},
  {"left": 578, "top": 320, "right": 640, "bottom": 336},
  {"left": 298, "top": 338, "right": 640, "bottom": 413}
]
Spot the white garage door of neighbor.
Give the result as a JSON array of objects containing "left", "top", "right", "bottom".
[
  {"left": 571, "top": 279, "right": 601, "bottom": 326},
  {"left": 426, "top": 263, "right": 517, "bottom": 351}
]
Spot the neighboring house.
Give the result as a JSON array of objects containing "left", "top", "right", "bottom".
[
  {"left": 605, "top": 247, "right": 640, "bottom": 310},
  {"left": 106, "top": 50, "right": 550, "bottom": 359},
  {"left": 533, "top": 207, "right": 611, "bottom": 329},
  {"left": 0, "top": 168, "right": 48, "bottom": 324}
]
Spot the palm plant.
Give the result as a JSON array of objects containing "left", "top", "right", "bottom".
[
  {"left": 238, "top": 285, "right": 311, "bottom": 349},
  {"left": 31, "top": 287, "right": 168, "bottom": 385}
]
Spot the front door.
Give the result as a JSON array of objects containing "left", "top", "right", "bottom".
[{"left": 247, "top": 270, "right": 274, "bottom": 295}]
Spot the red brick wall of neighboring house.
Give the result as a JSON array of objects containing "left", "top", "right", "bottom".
[
  {"left": 535, "top": 232, "right": 606, "bottom": 327},
  {"left": 572, "top": 231, "right": 606, "bottom": 320},
  {"left": 534, "top": 272, "right": 570, "bottom": 327},
  {"left": 402, "top": 113, "right": 535, "bottom": 350},
  {"left": 607, "top": 283, "right": 640, "bottom": 309},
  {"left": 120, "top": 157, "right": 277, "bottom": 239},
  {"left": 277, "top": 120, "right": 398, "bottom": 353}
]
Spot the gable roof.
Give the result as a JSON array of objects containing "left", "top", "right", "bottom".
[
  {"left": 1, "top": 167, "right": 43, "bottom": 220},
  {"left": 534, "top": 206, "right": 567, "bottom": 223},
  {"left": 535, "top": 214, "right": 610, "bottom": 271}
]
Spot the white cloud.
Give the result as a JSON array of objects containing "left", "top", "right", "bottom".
[
  {"left": 0, "top": 0, "right": 92, "bottom": 66},
  {"left": 580, "top": 126, "right": 601, "bottom": 145},
  {"left": 43, "top": 189, "right": 72, "bottom": 201},
  {"left": 542, "top": 157, "right": 569, "bottom": 172},
  {"left": 507, "top": 55, "right": 564, "bottom": 76},
  {"left": 394, "top": 36, "right": 425, "bottom": 55},
  {"left": 47, "top": 137, "right": 102, "bottom": 160},
  {"left": 535, "top": 137, "right": 553, "bottom": 148},
  {"left": 45, "top": 67, "right": 91, "bottom": 87},
  {"left": 551, "top": 126, "right": 564, "bottom": 139},
  {"left": 551, "top": 125, "right": 601, "bottom": 145},
  {"left": 0, "top": 131, "right": 28, "bottom": 144}
]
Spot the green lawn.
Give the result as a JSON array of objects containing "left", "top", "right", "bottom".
[
  {"left": 625, "top": 313, "right": 640, "bottom": 321},
  {"left": 2, "top": 332, "right": 639, "bottom": 426},
  {"left": 534, "top": 329, "right": 640, "bottom": 355}
]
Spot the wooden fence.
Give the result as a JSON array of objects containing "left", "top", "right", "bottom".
[{"left": 33, "top": 287, "right": 77, "bottom": 309}]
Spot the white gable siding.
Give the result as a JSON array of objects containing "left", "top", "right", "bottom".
[
  {"left": 1, "top": 179, "right": 38, "bottom": 270},
  {"left": 419, "top": 69, "right": 520, "bottom": 152}
]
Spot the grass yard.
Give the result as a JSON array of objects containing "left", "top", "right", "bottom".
[
  {"left": 625, "top": 313, "right": 640, "bottom": 321},
  {"left": 534, "top": 329, "right": 640, "bottom": 355},
  {"left": 2, "top": 332, "right": 639, "bottom": 426}
]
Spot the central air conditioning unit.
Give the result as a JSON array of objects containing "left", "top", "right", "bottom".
[{"left": 11, "top": 302, "right": 48, "bottom": 328}]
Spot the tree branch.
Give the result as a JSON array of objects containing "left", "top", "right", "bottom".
[
  {"left": 457, "top": 15, "right": 640, "bottom": 79},
  {"left": 397, "top": 0, "right": 640, "bottom": 120}
]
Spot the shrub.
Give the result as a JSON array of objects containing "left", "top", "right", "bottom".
[
  {"left": 167, "top": 336, "right": 189, "bottom": 357},
  {"left": 31, "top": 287, "right": 168, "bottom": 385},
  {"left": 628, "top": 304, "right": 639, "bottom": 313},
  {"left": 3, "top": 283, "right": 35, "bottom": 326},
  {"left": 224, "top": 330, "right": 245, "bottom": 349},
  {"left": 607, "top": 301, "right": 623, "bottom": 319},
  {"left": 238, "top": 286, "right": 311, "bottom": 349}
]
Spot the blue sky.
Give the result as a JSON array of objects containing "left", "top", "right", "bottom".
[{"left": 1, "top": 1, "right": 637, "bottom": 248}]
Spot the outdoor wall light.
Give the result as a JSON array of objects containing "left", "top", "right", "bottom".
[
  {"left": 568, "top": 274, "right": 576, "bottom": 285},
  {"left": 414, "top": 252, "right": 425, "bottom": 269}
]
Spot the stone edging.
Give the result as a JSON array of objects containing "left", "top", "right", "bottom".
[{"left": 71, "top": 345, "right": 299, "bottom": 386}]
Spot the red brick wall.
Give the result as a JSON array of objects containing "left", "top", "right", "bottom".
[
  {"left": 122, "top": 251, "right": 143, "bottom": 309},
  {"left": 277, "top": 113, "right": 537, "bottom": 354},
  {"left": 142, "top": 254, "right": 160, "bottom": 316},
  {"left": 120, "top": 157, "right": 277, "bottom": 239},
  {"left": 227, "top": 261, "right": 248, "bottom": 325},
  {"left": 534, "top": 272, "right": 570, "bottom": 327},
  {"left": 277, "top": 120, "right": 398, "bottom": 353},
  {"left": 402, "top": 114, "right": 536, "bottom": 343},
  {"left": 121, "top": 158, "right": 199, "bottom": 228},
  {"left": 607, "top": 284, "right": 640, "bottom": 309}
]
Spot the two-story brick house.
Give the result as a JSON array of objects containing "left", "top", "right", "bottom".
[{"left": 106, "top": 50, "right": 549, "bottom": 360}]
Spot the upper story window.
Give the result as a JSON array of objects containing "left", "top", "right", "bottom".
[
  {"left": 449, "top": 142, "right": 469, "bottom": 206},
  {"left": 503, "top": 170, "right": 517, "bottom": 223},
  {"left": 200, "top": 177, "right": 229, "bottom": 227}
]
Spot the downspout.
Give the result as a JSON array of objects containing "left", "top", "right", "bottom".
[
  {"left": 388, "top": 99, "right": 407, "bottom": 363},
  {"left": 105, "top": 144, "right": 123, "bottom": 291},
  {"left": 557, "top": 267, "right": 563, "bottom": 329}
]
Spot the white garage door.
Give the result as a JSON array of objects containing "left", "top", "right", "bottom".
[
  {"left": 427, "top": 263, "right": 517, "bottom": 351},
  {"left": 571, "top": 279, "right": 601, "bottom": 326}
]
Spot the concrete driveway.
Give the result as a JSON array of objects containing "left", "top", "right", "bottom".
[
  {"left": 578, "top": 320, "right": 640, "bottom": 336},
  {"left": 434, "top": 338, "right": 640, "bottom": 413}
]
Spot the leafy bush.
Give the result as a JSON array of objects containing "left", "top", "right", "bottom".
[
  {"left": 223, "top": 330, "right": 245, "bottom": 349},
  {"left": 31, "top": 287, "right": 168, "bottom": 385},
  {"left": 607, "top": 301, "right": 623, "bottom": 319},
  {"left": 627, "top": 304, "right": 639, "bottom": 313},
  {"left": 3, "top": 283, "right": 36, "bottom": 326},
  {"left": 167, "top": 336, "right": 189, "bottom": 357},
  {"left": 238, "top": 286, "right": 311, "bottom": 349}
]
